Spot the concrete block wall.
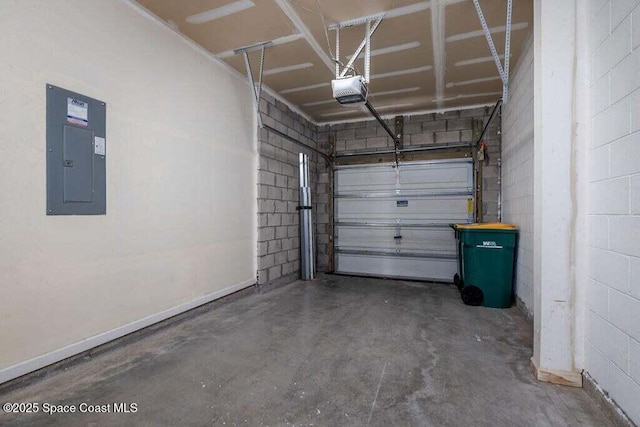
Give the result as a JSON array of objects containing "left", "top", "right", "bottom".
[
  {"left": 501, "top": 32, "right": 534, "bottom": 313},
  {"left": 315, "top": 158, "right": 331, "bottom": 272},
  {"left": 321, "top": 106, "right": 502, "bottom": 222},
  {"left": 257, "top": 94, "right": 330, "bottom": 285},
  {"left": 585, "top": 0, "right": 640, "bottom": 423}
]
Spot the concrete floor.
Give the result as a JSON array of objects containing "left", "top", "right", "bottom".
[{"left": 1, "top": 274, "right": 612, "bottom": 426}]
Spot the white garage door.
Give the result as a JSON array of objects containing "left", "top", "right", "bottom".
[{"left": 334, "top": 159, "right": 474, "bottom": 282}]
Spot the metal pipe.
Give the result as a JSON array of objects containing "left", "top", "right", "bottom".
[
  {"left": 475, "top": 98, "right": 502, "bottom": 147},
  {"left": 497, "top": 103, "right": 503, "bottom": 222},
  {"left": 298, "top": 153, "right": 315, "bottom": 280},
  {"left": 263, "top": 124, "right": 331, "bottom": 163},
  {"left": 498, "top": 157, "right": 502, "bottom": 222}
]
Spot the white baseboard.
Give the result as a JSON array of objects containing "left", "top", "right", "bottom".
[{"left": 0, "top": 278, "right": 256, "bottom": 385}]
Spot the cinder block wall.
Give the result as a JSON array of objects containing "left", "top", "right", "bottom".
[
  {"left": 258, "top": 102, "right": 504, "bottom": 281},
  {"left": 257, "top": 94, "right": 331, "bottom": 285},
  {"left": 501, "top": 32, "right": 534, "bottom": 314},
  {"left": 318, "top": 105, "right": 502, "bottom": 222},
  {"left": 315, "top": 157, "right": 331, "bottom": 272},
  {"left": 585, "top": 1, "right": 640, "bottom": 423}
]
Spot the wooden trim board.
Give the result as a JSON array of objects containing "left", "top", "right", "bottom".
[{"left": 530, "top": 357, "right": 583, "bottom": 388}]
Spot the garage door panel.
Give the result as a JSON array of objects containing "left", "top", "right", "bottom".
[
  {"left": 335, "top": 226, "right": 457, "bottom": 255},
  {"left": 334, "top": 159, "right": 473, "bottom": 282},
  {"left": 335, "top": 161, "right": 472, "bottom": 194},
  {"left": 396, "top": 163, "right": 472, "bottom": 189},
  {"left": 335, "top": 167, "right": 398, "bottom": 193},
  {"left": 335, "top": 196, "right": 472, "bottom": 223},
  {"left": 336, "top": 253, "right": 458, "bottom": 282}
]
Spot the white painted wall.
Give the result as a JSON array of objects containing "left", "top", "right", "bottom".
[
  {"left": 0, "top": 1, "right": 257, "bottom": 382},
  {"left": 585, "top": 0, "right": 640, "bottom": 422},
  {"left": 530, "top": 0, "right": 590, "bottom": 387},
  {"left": 501, "top": 32, "right": 534, "bottom": 313}
]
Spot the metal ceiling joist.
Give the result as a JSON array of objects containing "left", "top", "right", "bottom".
[
  {"left": 472, "top": 0, "right": 513, "bottom": 102},
  {"left": 234, "top": 41, "right": 272, "bottom": 128},
  {"left": 430, "top": 2, "right": 446, "bottom": 108}
]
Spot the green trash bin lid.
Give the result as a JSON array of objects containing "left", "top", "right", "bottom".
[{"left": 454, "top": 222, "right": 517, "bottom": 230}]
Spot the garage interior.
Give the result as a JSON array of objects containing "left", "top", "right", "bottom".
[{"left": 0, "top": 0, "right": 639, "bottom": 425}]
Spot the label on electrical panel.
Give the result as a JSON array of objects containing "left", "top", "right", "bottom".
[
  {"left": 67, "top": 97, "right": 88, "bottom": 127},
  {"left": 94, "top": 136, "right": 106, "bottom": 155}
]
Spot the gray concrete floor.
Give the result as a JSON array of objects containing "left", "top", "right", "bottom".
[{"left": 1, "top": 274, "right": 612, "bottom": 426}]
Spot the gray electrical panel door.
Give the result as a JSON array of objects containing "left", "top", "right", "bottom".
[
  {"left": 63, "top": 125, "right": 94, "bottom": 202},
  {"left": 46, "top": 85, "right": 106, "bottom": 215}
]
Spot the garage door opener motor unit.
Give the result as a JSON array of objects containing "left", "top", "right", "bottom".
[
  {"left": 332, "top": 75, "right": 368, "bottom": 105},
  {"left": 330, "top": 15, "right": 382, "bottom": 108},
  {"left": 330, "top": 14, "right": 403, "bottom": 163}
]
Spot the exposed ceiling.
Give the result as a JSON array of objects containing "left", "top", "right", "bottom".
[{"left": 135, "top": 0, "right": 533, "bottom": 123}]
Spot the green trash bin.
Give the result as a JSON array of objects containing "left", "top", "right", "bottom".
[{"left": 455, "top": 223, "right": 518, "bottom": 308}]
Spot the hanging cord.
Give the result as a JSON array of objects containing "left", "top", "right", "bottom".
[
  {"left": 291, "top": 0, "right": 349, "bottom": 72},
  {"left": 475, "top": 98, "right": 503, "bottom": 147},
  {"left": 316, "top": 0, "right": 333, "bottom": 57},
  {"left": 290, "top": 0, "right": 336, "bottom": 58}
]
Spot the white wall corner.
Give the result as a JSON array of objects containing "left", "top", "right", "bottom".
[
  {"left": 533, "top": 0, "right": 587, "bottom": 382},
  {"left": 123, "top": 0, "right": 316, "bottom": 126},
  {"left": 571, "top": 1, "right": 592, "bottom": 373}
]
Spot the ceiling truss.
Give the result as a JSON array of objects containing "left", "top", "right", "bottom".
[{"left": 136, "top": 0, "right": 532, "bottom": 122}]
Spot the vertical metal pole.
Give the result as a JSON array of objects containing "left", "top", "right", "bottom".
[
  {"left": 365, "top": 20, "right": 371, "bottom": 83},
  {"left": 299, "top": 153, "right": 315, "bottom": 280},
  {"left": 503, "top": 0, "right": 513, "bottom": 102},
  {"left": 327, "top": 134, "right": 336, "bottom": 273},
  {"left": 335, "top": 27, "right": 340, "bottom": 79}
]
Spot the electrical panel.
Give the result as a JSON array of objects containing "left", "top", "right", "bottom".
[{"left": 46, "top": 85, "right": 106, "bottom": 215}]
